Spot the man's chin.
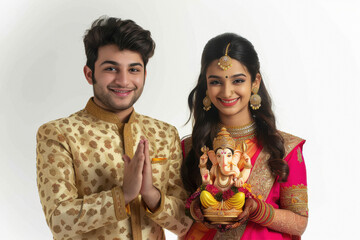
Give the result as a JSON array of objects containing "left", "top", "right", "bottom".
[{"left": 108, "top": 100, "right": 137, "bottom": 112}]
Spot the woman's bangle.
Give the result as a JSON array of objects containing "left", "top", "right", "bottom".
[{"left": 249, "top": 198, "right": 275, "bottom": 226}]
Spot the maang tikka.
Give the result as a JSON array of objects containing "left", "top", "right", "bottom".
[
  {"left": 218, "top": 43, "right": 232, "bottom": 71},
  {"left": 250, "top": 87, "right": 261, "bottom": 110},
  {"left": 203, "top": 90, "right": 212, "bottom": 111}
]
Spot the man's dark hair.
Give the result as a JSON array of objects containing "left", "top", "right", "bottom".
[{"left": 83, "top": 16, "right": 155, "bottom": 71}]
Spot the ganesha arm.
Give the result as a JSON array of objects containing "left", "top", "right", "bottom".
[
  {"left": 239, "top": 153, "right": 252, "bottom": 180},
  {"left": 207, "top": 150, "right": 217, "bottom": 184},
  {"left": 267, "top": 209, "right": 308, "bottom": 236},
  {"left": 231, "top": 150, "right": 241, "bottom": 177},
  {"left": 235, "top": 153, "right": 252, "bottom": 187},
  {"left": 199, "top": 153, "right": 212, "bottom": 184},
  {"left": 207, "top": 150, "right": 217, "bottom": 165}
]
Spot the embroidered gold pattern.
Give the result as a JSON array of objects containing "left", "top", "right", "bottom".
[
  {"left": 213, "top": 221, "right": 247, "bottom": 239},
  {"left": 297, "top": 148, "right": 303, "bottom": 163},
  {"left": 279, "top": 131, "right": 304, "bottom": 157},
  {"left": 248, "top": 151, "right": 275, "bottom": 200},
  {"left": 280, "top": 184, "right": 308, "bottom": 217},
  {"left": 36, "top": 98, "right": 191, "bottom": 239},
  {"left": 112, "top": 186, "right": 128, "bottom": 220}
]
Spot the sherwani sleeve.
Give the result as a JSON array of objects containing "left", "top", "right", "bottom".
[
  {"left": 36, "top": 123, "right": 128, "bottom": 239},
  {"left": 144, "top": 127, "right": 192, "bottom": 237}
]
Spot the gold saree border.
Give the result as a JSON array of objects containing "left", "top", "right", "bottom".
[{"left": 279, "top": 131, "right": 305, "bottom": 157}]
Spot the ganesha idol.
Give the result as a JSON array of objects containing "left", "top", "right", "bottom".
[{"left": 192, "top": 127, "right": 253, "bottom": 224}]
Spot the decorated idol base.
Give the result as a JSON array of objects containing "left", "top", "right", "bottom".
[
  {"left": 198, "top": 184, "right": 247, "bottom": 224},
  {"left": 202, "top": 206, "right": 243, "bottom": 224}
]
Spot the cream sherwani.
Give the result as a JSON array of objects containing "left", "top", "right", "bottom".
[{"left": 36, "top": 99, "right": 192, "bottom": 240}]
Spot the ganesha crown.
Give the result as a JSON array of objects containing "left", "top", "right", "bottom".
[{"left": 213, "top": 127, "right": 236, "bottom": 150}]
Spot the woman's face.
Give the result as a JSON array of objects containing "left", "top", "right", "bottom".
[{"left": 206, "top": 59, "right": 260, "bottom": 123}]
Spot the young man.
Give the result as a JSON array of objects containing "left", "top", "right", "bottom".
[{"left": 36, "top": 16, "right": 191, "bottom": 240}]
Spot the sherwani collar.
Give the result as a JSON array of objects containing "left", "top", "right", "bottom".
[{"left": 84, "top": 98, "right": 136, "bottom": 124}]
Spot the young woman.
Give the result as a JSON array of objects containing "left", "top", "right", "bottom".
[{"left": 181, "top": 33, "right": 308, "bottom": 239}]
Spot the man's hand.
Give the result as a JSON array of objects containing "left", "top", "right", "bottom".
[
  {"left": 122, "top": 140, "right": 146, "bottom": 205},
  {"left": 140, "top": 138, "right": 161, "bottom": 212}
]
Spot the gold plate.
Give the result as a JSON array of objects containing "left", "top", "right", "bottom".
[{"left": 203, "top": 207, "right": 242, "bottom": 224}]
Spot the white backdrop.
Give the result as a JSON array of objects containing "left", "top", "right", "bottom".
[{"left": 1, "top": 0, "right": 359, "bottom": 239}]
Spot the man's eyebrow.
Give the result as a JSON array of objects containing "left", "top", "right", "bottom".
[
  {"left": 100, "top": 61, "right": 144, "bottom": 68},
  {"left": 129, "top": 63, "right": 143, "bottom": 68},
  {"left": 100, "top": 60, "right": 119, "bottom": 66}
]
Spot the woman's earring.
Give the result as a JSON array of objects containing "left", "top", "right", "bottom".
[
  {"left": 203, "top": 91, "right": 212, "bottom": 111},
  {"left": 250, "top": 88, "right": 261, "bottom": 110}
]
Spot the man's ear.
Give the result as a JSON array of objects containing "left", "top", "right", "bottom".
[
  {"left": 84, "top": 65, "right": 94, "bottom": 85},
  {"left": 143, "top": 69, "right": 147, "bottom": 85}
]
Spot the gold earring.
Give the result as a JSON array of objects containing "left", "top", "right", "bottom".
[
  {"left": 250, "top": 88, "right": 261, "bottom": 110},
  {"left": 203, "top": 91, "right": 212, "bottom": 111}
]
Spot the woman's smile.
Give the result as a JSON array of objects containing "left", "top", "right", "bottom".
[{"left": 218, "top": 97, "right": 239, "bottom": 107}]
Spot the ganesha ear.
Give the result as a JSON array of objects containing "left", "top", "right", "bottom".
[{"left": 207, "top": 150, "right": 217, "bottom": 164}]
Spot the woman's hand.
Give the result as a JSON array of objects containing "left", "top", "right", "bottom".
[
  {"left": 189, "top": 198, "right": 219, "bottom": 229},
  {"left": 190, "top": 197, "right": 259, "bottom": 231},
  {"left": 236, "top": 198, "right": 258, "bottom": 225}
]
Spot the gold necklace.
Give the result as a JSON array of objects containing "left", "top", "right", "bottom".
[
  {"left": 217, "top": 121, "right": 256, "bottom": 152},
  {"left": 217, "top": 121, "right": 256, "bottom": 141}
]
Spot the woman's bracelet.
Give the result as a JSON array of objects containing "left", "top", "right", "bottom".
[{"left": 249, "top": 198, "right": 275, "bottom": 226}]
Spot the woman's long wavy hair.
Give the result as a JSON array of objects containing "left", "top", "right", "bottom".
[{"left": 181, "top": 33, "right": 288, "bottom": 193}]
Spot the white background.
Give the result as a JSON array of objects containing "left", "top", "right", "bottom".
[{"left": 1, "top": 0, "right": 359, "bottom": 239}]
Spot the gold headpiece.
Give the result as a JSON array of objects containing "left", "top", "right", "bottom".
[
  {"left": 213, "top": 127, "right": 235, "bottom": 150},
  {"left": 218, "top": 43, "right": 232, "bottom": 71}
]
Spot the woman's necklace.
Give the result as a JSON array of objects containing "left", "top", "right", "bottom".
[
  {"left": 217, "top": 121, "right": 257, "bottom": 152},
  {"left": 217, "top": 121, "right": 256, "bottom": 141}
]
